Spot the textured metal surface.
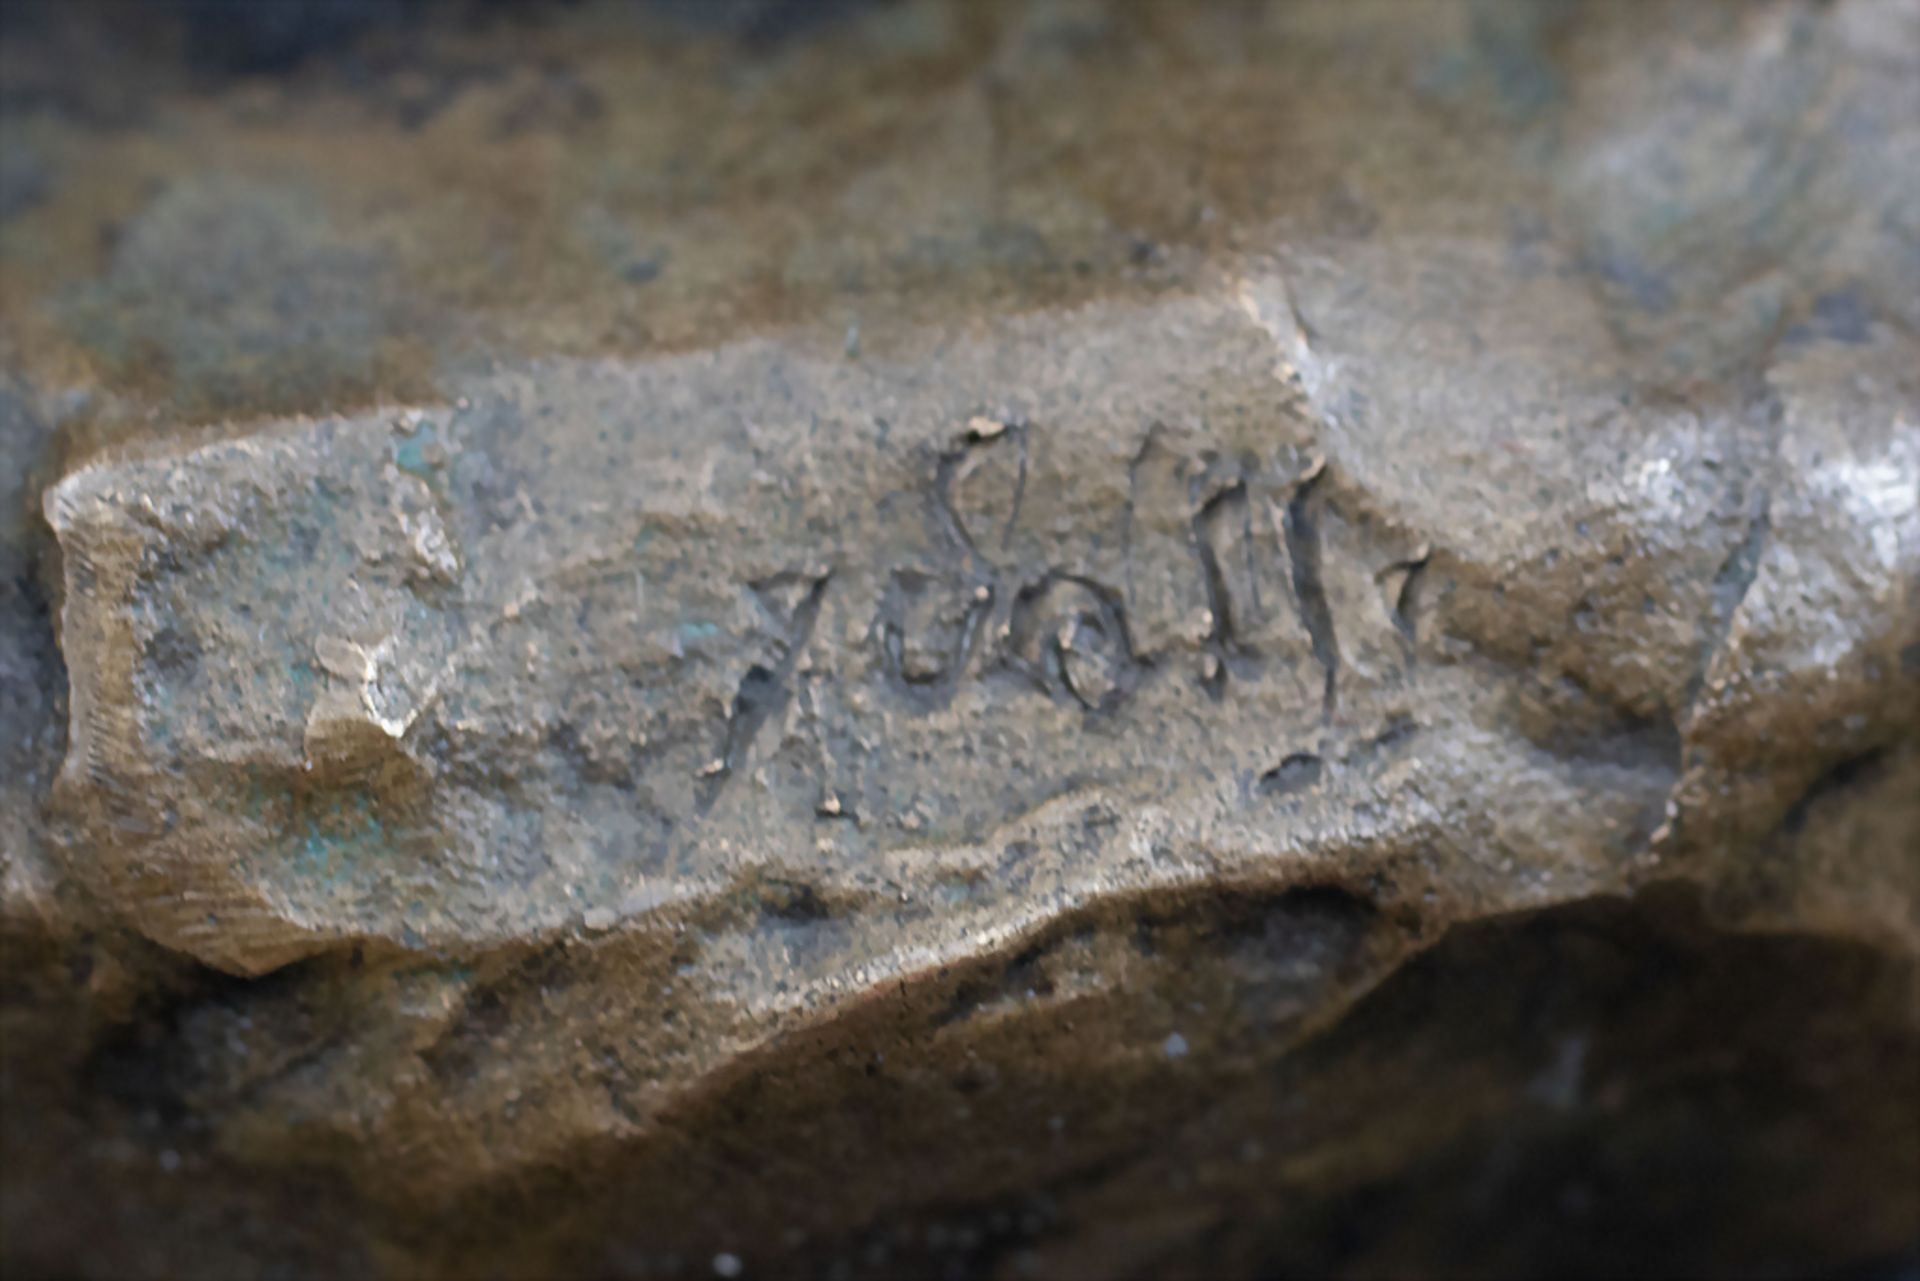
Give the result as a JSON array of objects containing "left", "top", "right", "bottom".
[{"left": 2, "top": 2, "right": 1917, "bottom": 1277}]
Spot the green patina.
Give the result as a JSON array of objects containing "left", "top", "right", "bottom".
[
  {"left": 289, "top": 791, "right": 388, "bottom": 891},
  {"left": 678, "top": 620, "right": 721, "bottom": 644},
  {"left": 393, "top": 423, "right": 439, "bottom": 479}
]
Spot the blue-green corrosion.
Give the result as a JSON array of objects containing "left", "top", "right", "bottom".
[
  {"left": 393, "top": 422, "right": 439, "bottom": 479},
  {"left": 289, "top": 791, "right": 388, "bottom": 891}
]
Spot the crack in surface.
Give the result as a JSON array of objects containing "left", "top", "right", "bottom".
[{"left": 1687, "top": 490, "right": 1771, "bottom": 713}]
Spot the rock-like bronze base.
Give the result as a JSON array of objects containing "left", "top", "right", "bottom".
[{"left": 2, "top": 2, "right": 1915, "bottom": 1277}]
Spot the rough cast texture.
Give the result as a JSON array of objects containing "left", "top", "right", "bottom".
[{"left": 2, "top": 2, "right": 1917, "bottom": 1278}]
